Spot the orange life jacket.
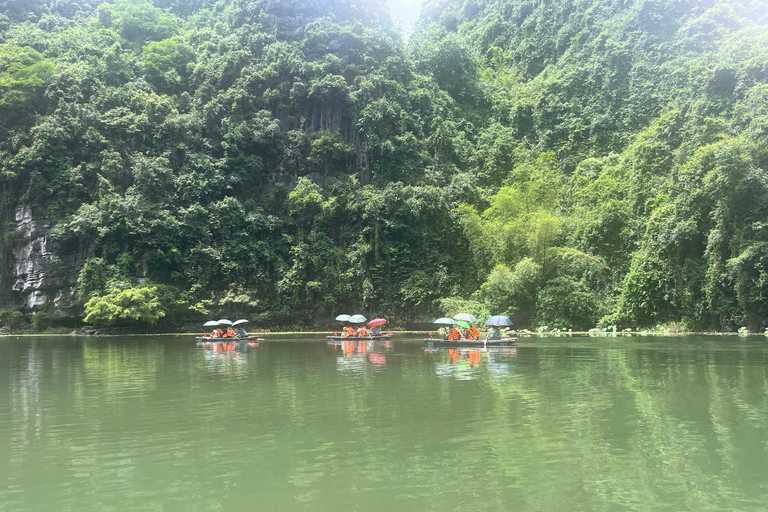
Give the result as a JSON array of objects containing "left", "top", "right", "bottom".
[
  {"left": 469, "top": 327, "right": 480, "bottom": 340},
  {"left": 449, "top": 328, "right": 461, "bottom": 340}
]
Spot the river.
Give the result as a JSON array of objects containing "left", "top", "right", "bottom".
[{"left": 1, "top": 335, "right": 767, "bottom": 511}]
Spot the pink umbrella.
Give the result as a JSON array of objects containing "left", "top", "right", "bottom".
[{"left": 368, "top": 318, "right": 387, "bottom": 327}]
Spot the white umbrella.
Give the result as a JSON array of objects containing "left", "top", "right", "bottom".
[
  {"left": 453, "top": 313, "right": 478, "bottom": 323},
  {"left": 335, "top": 314, "right": 352, "bottom": 322},
  {"left": 203, "top": 320, "right": 220, "bottom": 327},
  {"left": 217, "top": 319, "right": 233, "bottom": 326},
  {"left": 349, "top": 314, "right": 367, "bottom": 323},
  {"left": 433, "top": 317, "right": 455, "bottom": 325},
  {"left": 233, "top": 319, "right": 249, "bottom": 326}
]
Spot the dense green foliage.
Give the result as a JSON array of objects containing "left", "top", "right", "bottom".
[
  {"left": 83, "top": 284, "right": 166, "bottom": 325},
  {"left": 1, "top": 0, "right": 768, "bottom": 330}
]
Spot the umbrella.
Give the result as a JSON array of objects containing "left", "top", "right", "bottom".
[
  {"left": 203, "top": 320, "right": 220, "bottom": 327},
  {"left": 486, "top": 315, "right": 513, "bottom": 327},
  {"left": 453, "top": 313, "right": 478, "bottom": 323},
  {"left": 455, "top": 319, "right": 471, "bottom": 329},
  {"left": 433, "top": 317, "right": 455, "bottom": 325},
  {"left": 233, "top": 319, "right": 249, "bottom": 326},
  {"left": 217, "top": 319, "right": 233, "bottom": 326},
  {"left": 335, "top": 314, "right": 352, "bottom": 322},
  {"left": 349, "top": 314, "right": 367, "bottom": 323},
  {"left": 368, "top": 318, "right": 387, "bottom": 328}
]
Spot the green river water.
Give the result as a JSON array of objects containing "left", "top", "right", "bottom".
[{"left": 1, "top": 335, "right": 767, "bottom": 511}]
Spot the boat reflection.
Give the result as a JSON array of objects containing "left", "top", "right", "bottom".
[
  {"left": 330, "top": 339, "right": 393, "bottom": 373},
  {"left": 196, "top": 340, "right": 259, "bottom": 352},
  {"left": 429, "top": 346, "right": 517, "bottom": 381}
]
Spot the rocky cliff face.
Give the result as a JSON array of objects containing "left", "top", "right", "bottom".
[{"left": 3, "top": 205, "right": 90, "bottom": 316}]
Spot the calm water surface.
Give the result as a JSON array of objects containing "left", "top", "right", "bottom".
[{"left": 1, "top": 335, "right": 768, "bottom": 511}]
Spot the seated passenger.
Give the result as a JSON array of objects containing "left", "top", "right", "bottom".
[
  {"left": 488, "top": 326, "right": 501, "bottom": 340},
  {"left": 237, "top": 328, "right": 248, "bottom": 338}
]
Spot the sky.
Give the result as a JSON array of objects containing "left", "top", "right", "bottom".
[{"left": 387, "top": 0, "right": 423, "bottom": 39}]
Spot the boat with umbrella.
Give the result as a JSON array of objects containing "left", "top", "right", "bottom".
[
  {"left": 326, "top": 315, "right": 394, "bottom": 340},
  {"left": 196, "top": 319, "right": 264, "bottom": 343},
  {"left": 423, "top": 314, "right": 516, "bottom": 345}
]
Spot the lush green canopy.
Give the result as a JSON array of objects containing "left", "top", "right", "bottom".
[{"left": 1, "top": 0, "right": 768, "bottom": 331}]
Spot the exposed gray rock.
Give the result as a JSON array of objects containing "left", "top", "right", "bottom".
[{"left": 7, "top": 206, "right": 90, "bottom": 316}]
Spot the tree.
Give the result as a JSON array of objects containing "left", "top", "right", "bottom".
[
  {"left": 83, "top": 285, "right": 166, "bottom": 326},
  {"left": 0, "top": 45, "right": 54, "bottom": 115}
]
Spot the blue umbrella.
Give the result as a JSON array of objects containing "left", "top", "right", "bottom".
[
  {"left": 486, "top": 315, "right": 513, "bottom": 327},
  {"left": 203, "top": 320, "right": 220, "bottom": 327}
]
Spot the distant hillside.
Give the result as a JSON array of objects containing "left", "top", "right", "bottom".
[{"left": 1, "top": 0, "right": 768, "bottom": 331}]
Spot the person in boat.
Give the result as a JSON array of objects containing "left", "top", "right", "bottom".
[
  {"left": 444, "top": 326, "right": 461, "bottom": 340},
  {"left": 370, "top": 326, "right": 381, "bottom": 336},
  {"left": 341, "top": 326, "right": 355, "bottom": 337},
  {"left": 488, "top": 326, "right": 501, "bottom": 340},
  {"left": 211, "top": 327, "right": 223, "bottom": 338},
  {"left": 236, "top": 327, "right": 248, "bottom": 338},
  {"left": 463, "top": 326, "right": 482, "bottom": 340},
  {"left": 225, "top": 326, "right": 236, "bottom": 338},
  {"left": 356, "top": 326, "right": 369, "bottom": 337}
]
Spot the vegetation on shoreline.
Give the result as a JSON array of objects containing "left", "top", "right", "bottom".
[{"left": 1, "top": 0, "right": 768, "bottom": 332}]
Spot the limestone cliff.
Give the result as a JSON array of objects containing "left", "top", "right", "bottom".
[{"left": 1, "top": 206, "right": 90, "bottom": 317}]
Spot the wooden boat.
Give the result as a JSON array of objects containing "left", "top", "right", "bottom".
[
  {"left": 195, "top": 336, "right": 264, "bottom": 342},
  {"left": 326, "top": 333, "right": 394, "bottom": 341},
  {"left": 423, "top": 337, "right": 517, "bottom": 346}
]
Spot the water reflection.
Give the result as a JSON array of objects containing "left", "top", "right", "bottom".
[
  {"left": 2, "top": 336, "right": 768, "bottom": 511},
  {"left": 200, "top": 346, "right": 250, "bottom": 378},
  {"left": 428, "top": 346, "right": 517, "bottom": 381},
  {"left": 196, "top": 340, "right": 260, "bottom": 351},
  {"left": 330, "top": 339, "right": 393, "bottom": 373}
]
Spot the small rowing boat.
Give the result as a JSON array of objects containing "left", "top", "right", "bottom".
[
  {"left": 195, "top": 336, "right": 264, "bottom": 342},
  {"left": 423, "top": 337, "right": 517, "bottom": 346},
  {"left": 199, "top": 318, "right": 263, "bottom": 342},
  {"left": 326, "top": 334, "right": 394, "bottom": 341}
]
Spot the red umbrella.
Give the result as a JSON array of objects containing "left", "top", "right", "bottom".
[{"left": 368, "top": 318, "right": 387, "bottom": 327}]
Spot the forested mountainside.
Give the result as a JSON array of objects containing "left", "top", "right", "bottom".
[{"left": 0, "top": 0, "right": 767, "bottom": 331}]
